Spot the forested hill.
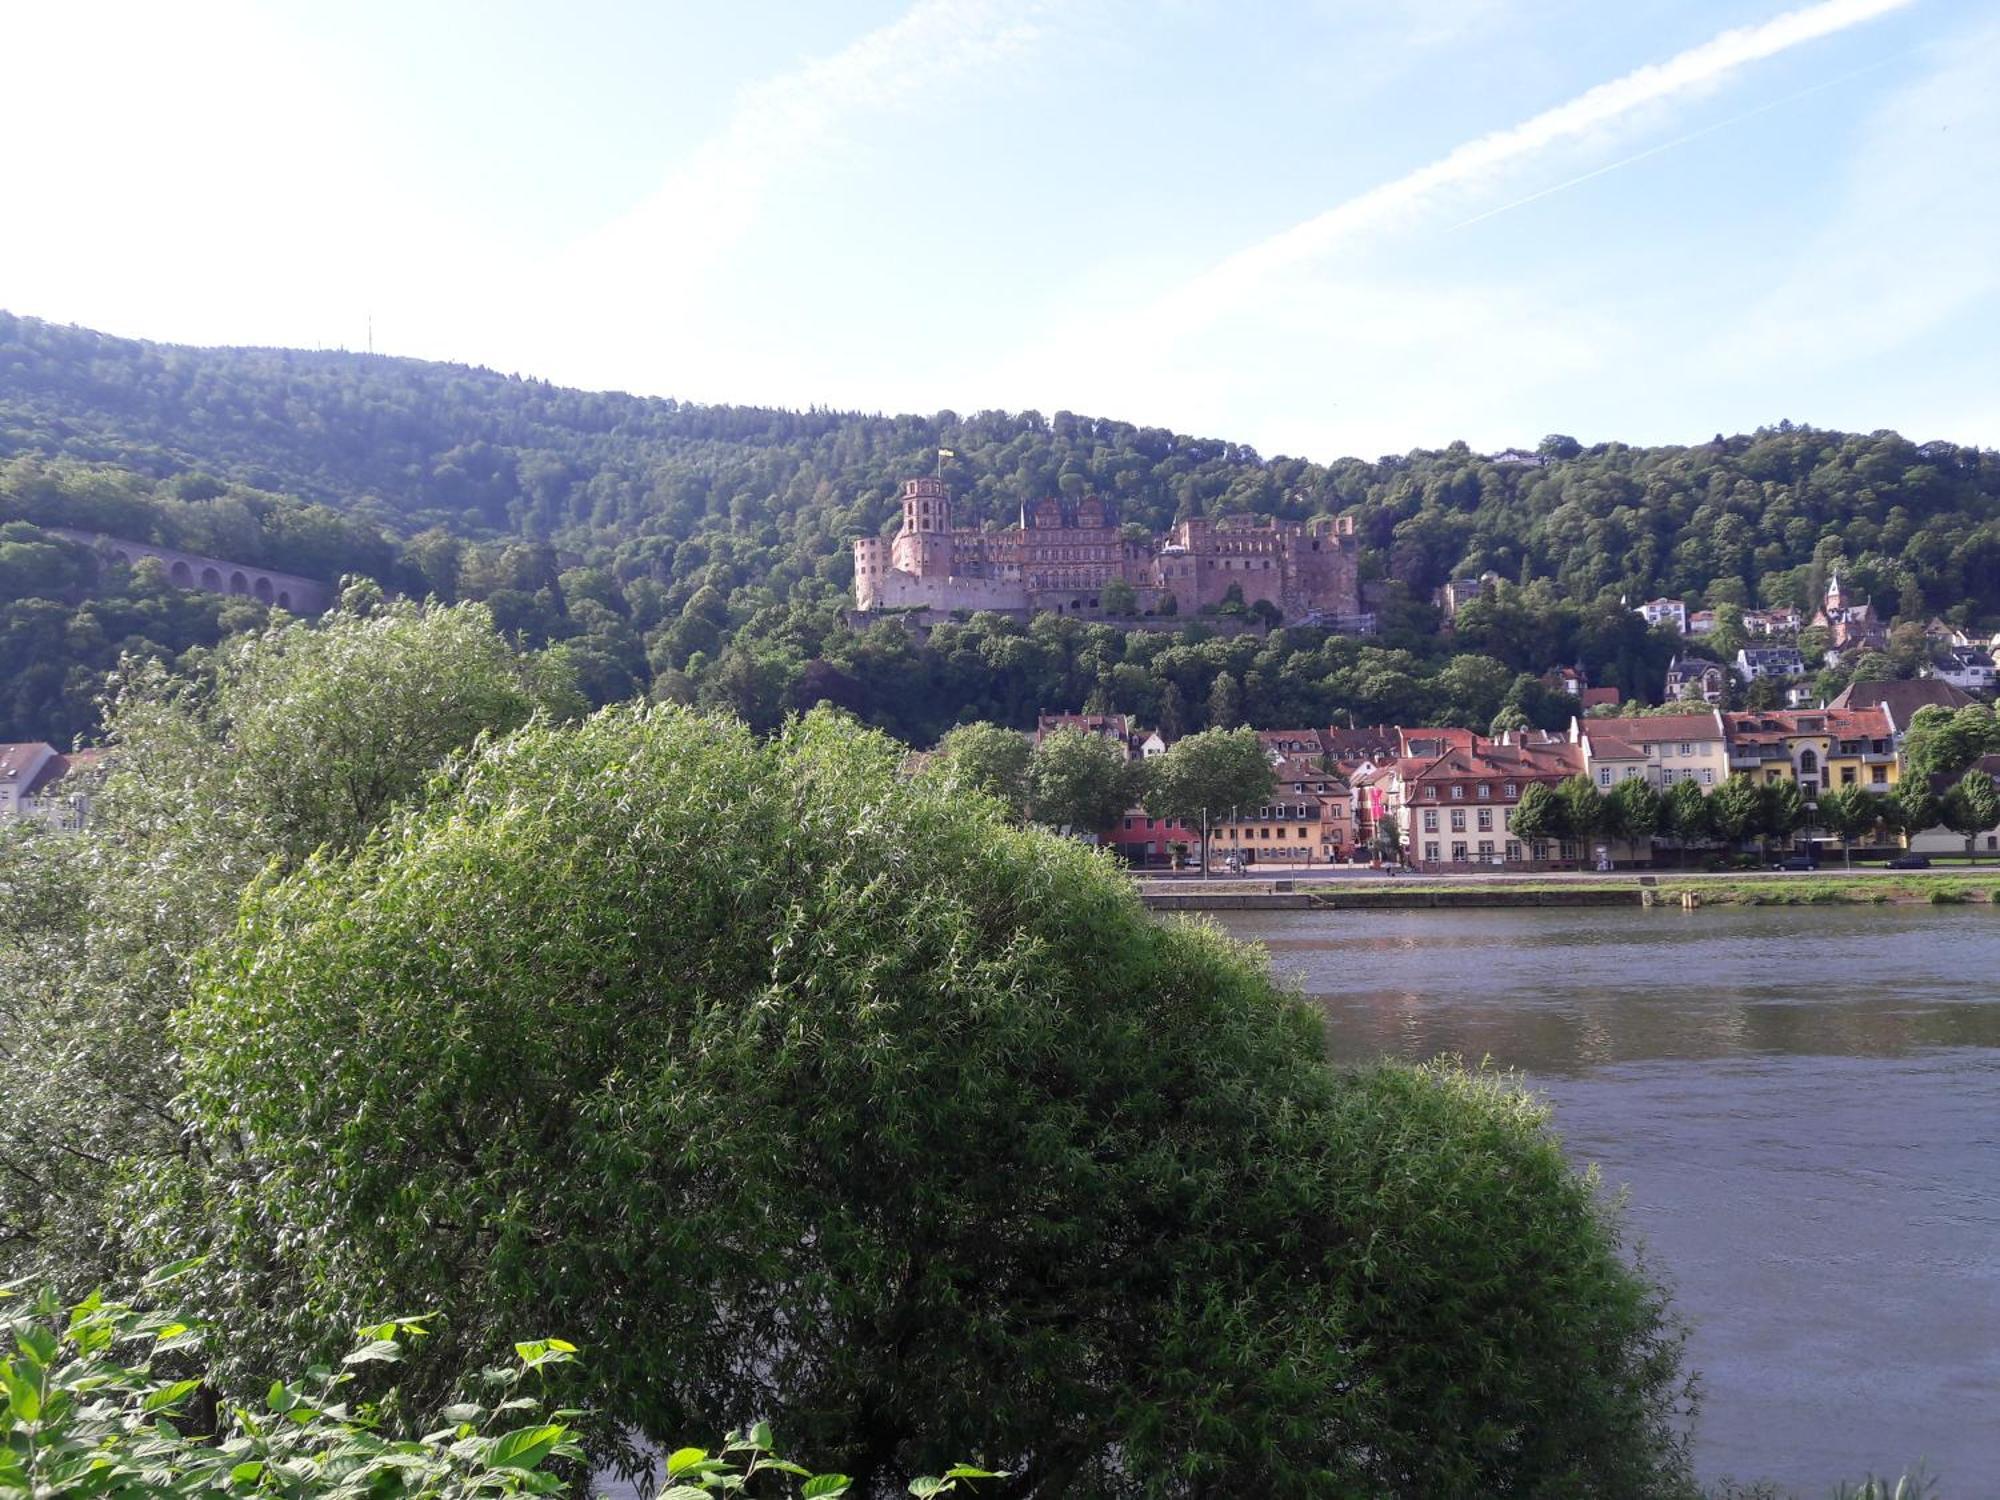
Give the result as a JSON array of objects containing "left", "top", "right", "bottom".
[{"left": 3, "top": 307, "right": 1999, "bottom": 749}]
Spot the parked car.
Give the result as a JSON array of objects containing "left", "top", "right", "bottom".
[
  {"left": 1885, "top": 853, "right": 1931, "bottom": 869},
  {"left": 1770, "top": 855, "right": 1817, "bottom": 871}
]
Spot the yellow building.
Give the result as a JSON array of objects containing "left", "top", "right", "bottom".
[{"left": 1723, "top": 707, "right": 1897, "bottom": 800}]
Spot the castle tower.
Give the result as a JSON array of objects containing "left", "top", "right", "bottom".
[
  {"left": 890, "top": 476, "right": 955, "bottom": 579},
  {"left": 901, "top": 476, "right": 951, "bottom": 537},
  {"left": 1825, "top": 572, "right": 1845, "bottom": 613}
]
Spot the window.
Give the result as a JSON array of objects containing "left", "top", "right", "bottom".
[
  {"left": 1424, "top": 841, "right": 1440, "bottom": 862},
  {"left": 1841, "top": 767, "right": 1856, "bottom": 786},
  {"left": 1422, "top": 810, "right": 1439, "bottom": 833},
  {"left": 1504, "top": 782, "right": 1518, "bottom": 798},
  {"left": 1701, "top": 769, "right": 1714, "bottom": 786},
  {"left": 1871, "top": 766, "right": 1888, "bottom": 784},
  {"left": 1477, "top": 783, "right": 1491, "bottom": 799},
  {"left": 1449, "top": 809, "right": 1467, "bottom": 833},
  {"left": 1451, "top": 841, "right": 1468, "bottom": 862},
  {"left": 1661, "top": 768, "right": 1676, "bottom": 786},
  {"left": 1598, "top": 768, "right": 1613, "bottom": 787},
  {"left": 1424, "top": 786, "right": 1438, "bottom": 800},
  {"left": 1679, "top": 742, "right": 1693, "bottom": 756},
  {"left": 1451, "top": 785, "right": 1465, "bottom": 799},
  {"left": 1477, "top": 808, "right": 1494, "bottom": 832},
  {"left": 1506, "top": 840, "right": 1523, "bottom": 862},
  {"left": 1477, "top": 840, "right": 1494, "bottom": 860}
]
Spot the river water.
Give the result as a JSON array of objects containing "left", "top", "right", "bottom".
[{"left": 1211, "top": 904, "right": 2000, "bottom": 1493}]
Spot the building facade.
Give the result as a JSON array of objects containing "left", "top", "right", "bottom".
[{"left": 855, "top": 478, "right": 1363, "bottom": 621}]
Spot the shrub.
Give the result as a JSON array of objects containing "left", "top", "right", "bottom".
[
  {"left": 0, "top": 1280, "right": 992, "bottom": 1500},
  {"left": 166, "top": 706, "right": 1696, "bottom": 1496}
]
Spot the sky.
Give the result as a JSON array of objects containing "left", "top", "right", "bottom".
[{"left": 2, "top": 0, "right": 1995, "bottom": 460}]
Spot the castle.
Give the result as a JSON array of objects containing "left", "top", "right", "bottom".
[{"left": 853, "top": 478, "right": 1363, "bottom": 622}]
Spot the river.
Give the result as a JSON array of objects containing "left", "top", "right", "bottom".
[{"left": 1212, "top": 904, "right": 2000, "bottom": 1493}]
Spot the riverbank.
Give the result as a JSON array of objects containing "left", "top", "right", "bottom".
[{"left": 1138, "top": 871, "right": 2000, "bottom": 911}]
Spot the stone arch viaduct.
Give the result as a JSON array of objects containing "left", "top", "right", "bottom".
[{"left": 45, "top": 528, "right": 334, "bottom": 614}]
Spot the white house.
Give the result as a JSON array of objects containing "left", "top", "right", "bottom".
[
  {"left": 1927, "top": 648, "right": 1997, "bottom": 693},
  {"left": 1735, "top": 646, "right": 1807, "bottom": 682},
  {"left": 1636, "top": 598, "right": 1688, "bottom": 632}
]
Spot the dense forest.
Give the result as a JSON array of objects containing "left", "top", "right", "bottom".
[{"left": 3, "top": 309, "right": 1997, "bottom": 745}]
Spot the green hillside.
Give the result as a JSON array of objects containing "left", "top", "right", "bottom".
[{"left": 2, "top": 309, "right": 1995, "bottom": 746}]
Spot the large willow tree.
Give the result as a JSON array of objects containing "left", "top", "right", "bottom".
[{"left": 170, "top": 706, "right": 1694, "bottom": 1498}]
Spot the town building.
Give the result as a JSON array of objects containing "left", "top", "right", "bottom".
[
  {"left": 1578, "top": 710, "right": 1731, "bottom": 795},
  {"left": 1812, "top": 574, "right": 1886, "bottom": 655},
  {"left": 1435, "top": 572, "right": 1501, "bottom": 622},
  {"left": 1687, "top": 609, "right": 1717, "bottom": 636},
  {"left": 1722, "top": 707, "right": 1898, "bottom": 801},
  {"left": 1827, "top": 678, "right": 1975, "bottom": 736},
  {"left": 1390, "top": 735, "right": 1587, "bottom": 870},
  {"left": 1666, "top": 655, "right": 1728, "bottom": 705},
  {"left": 855, "top": 478, "right": 1364, "bottom": 622},
  {"left": 1735, "top": 646, "right": 1807, "bottom": 682},
  {"left": 1742, "top": 607, "right": 1803, "bottom": 638},
  {"left": 1926, "top": 647, "right": 1997, "bottom": 693},
  {"left": 1636, "top": 597, "right": 1688, "bottom": 632},
  {"left": 1034, "top": 713, "right": 1138, "bottom": 750},
  {"left": 0, "top": 743, "right": 105, "bottom": 830}
]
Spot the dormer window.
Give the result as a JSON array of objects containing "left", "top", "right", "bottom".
[{"left": 1477, "top": 784, "right": 1491, "bottom": 799}]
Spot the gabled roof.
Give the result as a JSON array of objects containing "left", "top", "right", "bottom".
[
  {"left": 1826, "top": 678, "right": 1975, "bottom": 727},
  {"left": 25, "top": 748, "right": 105, "bottom": 797}
]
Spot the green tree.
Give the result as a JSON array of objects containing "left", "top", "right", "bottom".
[
  {"left": 1025, "top": 725, "right": 1138, "bottom": 833},
  {"left": 1708, "top": 603, "right": 1746, "bottom": 658},
  {"left": 1556, "top": 774, "right": 1605, "bottom": 854},
  {"left": 1507, "top": 783, "right": 1564, "bottom": 847},
  {"left": 164, "top": 706, "right": 1695, "bottom": 1496},
  {"left": 1760, "top": 779, "right": 1807, "bottom": 860},
  {"left": 1143, "top": 727, "right": 1277, "bottom": 873},
  {"left": 928, "top": 722, "right": 1031, "bottom": 818},
  {"left": 1900, "top": 704, "right": 2000, "bottom": 785},
  {"left": 1662, "top": 778, "right": 1711, "bottom": 866},
  {"left": 1602, "top": 777, "right": 1663, "bottom": 860},
  {"left": 1940, "top": 769, "right": 2000, "bottom": 857},
  {"left": 1205, "top": 670, "right": 1243, "bottom": 729},
  {"left": 1816, "top": 784, "right": 1881, "bottom": 869},
  {"left": 1099, "top": 579, "right": 1137, "bottom": 617},
  {"left": 0, "top": 601, "right": 579, "bottom": 1289},
  {"left": 1706, "top": 774, "right": 1765, "bottom": 853},
  {"left": 1890, "top": 776, "right": 1942, "bottom": 849}
]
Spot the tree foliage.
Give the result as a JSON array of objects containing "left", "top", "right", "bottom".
[
  {"left": 160, "top": 705, "right": 1695, "bottom": 1496},
  {"left": 1024, "top": 726, "right": 1139, "bottom": 833},
  {"left": 6, "top": 313, "right": 2000, "bottom": 744},
  {"left": 1141, "top": 727, "right": 1276, "bottom": 827},
  {"left": 0, "top": 602, "right": 578, "bottom": 1288}
]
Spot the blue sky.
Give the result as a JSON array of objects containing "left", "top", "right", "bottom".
[{"left": 3, "top": 0, "right": 1994, "bottom": 459}]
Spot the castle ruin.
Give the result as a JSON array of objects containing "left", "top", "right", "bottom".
[{"left": 853, "top": 478, "right": 1363, "bottom": 623}]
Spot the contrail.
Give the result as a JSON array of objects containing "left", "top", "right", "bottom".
[
  {"left": 1445, "top": 54, "right": 1905, "bottom": 234},
  {"left": 1154, "top": 0, "right": 1918, "bottom": 328}
]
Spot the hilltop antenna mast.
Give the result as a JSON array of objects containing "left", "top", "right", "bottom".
[{"left": 367, "top": 314, "right": 374, "bottom": 356}]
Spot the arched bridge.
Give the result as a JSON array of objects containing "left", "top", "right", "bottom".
[{"left": 44, "top": 528, "right": 334, "bottom": 614}]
